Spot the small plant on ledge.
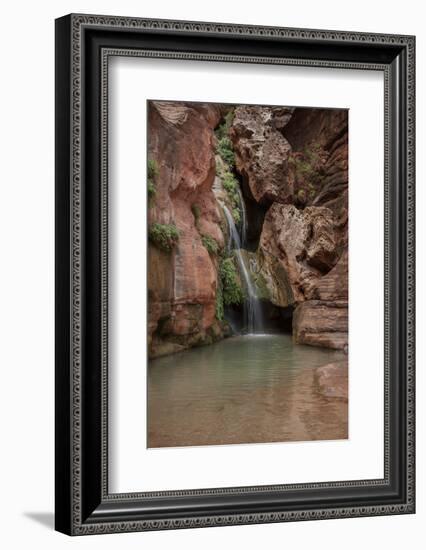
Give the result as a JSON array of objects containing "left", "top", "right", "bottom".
[
  {"left": 148, "top": 223, "right": 180, "bottom": 252},
  {"left": 222, "top": 172, "right": 242, "bottom": 225},
  {"left": 215, "top": 282, "right": 224, "bottom": 322},
  {"left": 216, "top": 136, "right": 235, "bottom": 167},
  {"left": 147, "top": 158, "right": 159, "bottom": 204},
  {"left": 201, "top": 234, "right": 219, "bottom": 256},
  {"left": 215, "top": 110, "right": 236, "bottom": 168},
  {"left": 220, "top": 257, "right": 244, "bottom": 306},
  {"left": 288, "top": 143, "right": 327, "bottom": 206},
  {"left": 215, "top": 109, "right": 235, "bottom": 141},
  {"left": 232, "top": 208, "right": 241, "bottom": 225}
]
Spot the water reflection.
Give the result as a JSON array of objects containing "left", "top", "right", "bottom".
[{"left": 148, "top": 334, "right": 348, "bottom": 448}]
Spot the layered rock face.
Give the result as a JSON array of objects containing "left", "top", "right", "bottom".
[
  {"left": 147, "top": 101, "right": 348, "bottom": 355},
  {"left": 229, "top": 106, "right": 294, "bottom": 204},
  {"left": 147, "top": 101, "right": 225, "bottom": 357},
  {"left": 231, "top": 106, "right": 348, "bottom": 350}
]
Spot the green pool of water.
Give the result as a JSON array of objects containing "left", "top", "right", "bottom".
[{"left": 148, "top": 334, "right": 347, "bottom": 448}]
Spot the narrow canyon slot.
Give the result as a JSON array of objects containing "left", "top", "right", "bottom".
[{"left": 146, "top": 100, "right": 348, "bottom": 448}]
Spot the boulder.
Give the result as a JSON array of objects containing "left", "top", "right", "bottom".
[
  {"left": 293, "top": 300, "right": 348, "bottom": 350},
  {"left": 315, "top": 361, "right": 348, "bottom": 400},
  {"left": 230, "top": 105, "right": 293, "bottom": 204}
]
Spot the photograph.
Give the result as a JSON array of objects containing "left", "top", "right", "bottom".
[
  {"left": 147, "top": 100, "right": 349, "bottom": 448},
  {"left": 52, "top": 10, "right": 415, "bottom": 537}
]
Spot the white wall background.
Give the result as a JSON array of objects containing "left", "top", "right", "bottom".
[{"left": 0, "top": 0, "right": 422, "bottom": 548}]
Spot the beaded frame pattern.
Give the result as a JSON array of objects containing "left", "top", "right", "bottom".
[{"left": 69, "top": 14, "right": 415, "bottom": 535}]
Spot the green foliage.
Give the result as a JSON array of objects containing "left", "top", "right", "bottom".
[
  {"left": 253, "top": 272, "right": 270, "bottom": 301},
  {"left": 148, "top": 223, "right": 179, "bottom": 252},
  {"left": 201, "top": 234, "right": 219, "bottom": 256},
  {"left": 215, "top": 108, "right": 236, "bottom": 167},
  {"left": 215, "top": 282, "right": 224, "bottom": 321},
  {"left": 289, "top": 155, "right": 316, "bottom": 180},
  {"left": 221, "top": 172, "right": 242, "bottom": 224},
  {"left": 147, "top": 158, "right": 159, "bottom": 205},
  {"left": 147, "top": 158, "right": 159, "bottom": 179},
  {"left": 216, "top": 137, "right": 235, "bottom": 167},
  {"left": 289, "top": 144, "right": 326, "bottom": 205},
  {"left": 214, "top": 112, "right": 243, "bottom": 226},
  {"left": 232, "top": 208, "right": 241, "bottom": 225},
  {"left": 148, "top": 180, "right": 156, "bottom": 199},
  {"left": 215, "top": 109, "right": 235, "bottom": 140},
  {"left": 220, "top": 257, "right": 244, "bottom": 306},
  {"left": 222, "top": 172, "right": 237, "bottom": 194},
  {"left": 289, "top": 144, "right": 323, "bottom": 176},
  {"left": 303, "top": 143, "right": 322, "bottom": 163}
]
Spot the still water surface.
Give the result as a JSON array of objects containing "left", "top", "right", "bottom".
[{"left": 148, "top": 334, "right": 347, "bottom": 448}]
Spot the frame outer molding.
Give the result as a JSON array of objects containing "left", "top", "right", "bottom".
[{"left": 55, "top": 13, "right": 415, "bottom": 535}]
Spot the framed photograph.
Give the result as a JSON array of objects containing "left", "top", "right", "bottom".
[{"left": 55, "top": 14, "right": 415, "bottom": 535}]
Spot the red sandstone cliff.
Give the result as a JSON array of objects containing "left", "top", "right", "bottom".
[
  {"left": 147, "top": 101, "right": 349, "bottom": 355},
  {"left": 231, "top": 106, "right": 348, "bottom": 350},
  {"left": 147, "top": 101, "right": 225, "bottom": 357}
]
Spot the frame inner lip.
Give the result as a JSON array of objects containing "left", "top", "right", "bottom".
[{"left": 100, "top": 48, "right": 390, "bottom": 500}]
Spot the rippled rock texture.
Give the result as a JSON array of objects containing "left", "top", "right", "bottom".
[
  {"left": 148, "top": 101, "right": 225, "bottom": 357},
  {"left": 231, "top": 105, "right": 348, "bottom": 349},
  {"left": 230, "top": 106, "right": 294, "bottom": 203}
]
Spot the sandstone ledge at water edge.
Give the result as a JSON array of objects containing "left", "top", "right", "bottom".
[{"left": 293, "top": 300, "right": 348, "bottom": 350}]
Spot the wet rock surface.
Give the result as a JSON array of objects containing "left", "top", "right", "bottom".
[{"left": 315, "top": 361, "right": 348, "bottom": 401}]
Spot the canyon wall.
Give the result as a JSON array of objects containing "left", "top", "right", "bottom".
[
  {"left": 230, "top": 106, "right": 348, "bottom": 350},
  {"left": 147, "top": 102, "right": 226, "bottom": 357}
]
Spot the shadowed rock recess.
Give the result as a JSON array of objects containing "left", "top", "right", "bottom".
[{"left": 147, "top": 101, "right": 348, "bottom": 357}]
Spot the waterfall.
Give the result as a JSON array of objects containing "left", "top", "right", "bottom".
[
  {"left": 221, "top": 203, "right": 264, "bottom": 334},
  {"left": 236, "top": 185, "right": 247, "bottom": 247}
]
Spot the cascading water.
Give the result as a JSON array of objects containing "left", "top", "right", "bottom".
[
  {"left": 236, "top": 185, "right": 247, "bottom": 246},
  {"left": 221, "top": 202, "right": 264, "bottom": 333}
]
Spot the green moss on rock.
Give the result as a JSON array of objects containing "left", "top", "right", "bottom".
[
  {"left": 220, "top": 257, "right": 244, "bottom": 306},
  {"left": 147, "top": 158, "right": 159, "bottom": 205},
  {"left": 148, "top": 223, "right": 180, "bottom": 252},
  {"left": 201, "top": 234, "right": 219, "bottom": 256},
  {"left": 215, "top": 282, "right": 224, "bottom": 321}
]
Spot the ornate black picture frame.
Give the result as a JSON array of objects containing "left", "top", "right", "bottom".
[{"left": 55, "top": 13, "right": 415, "bottom": 535}]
